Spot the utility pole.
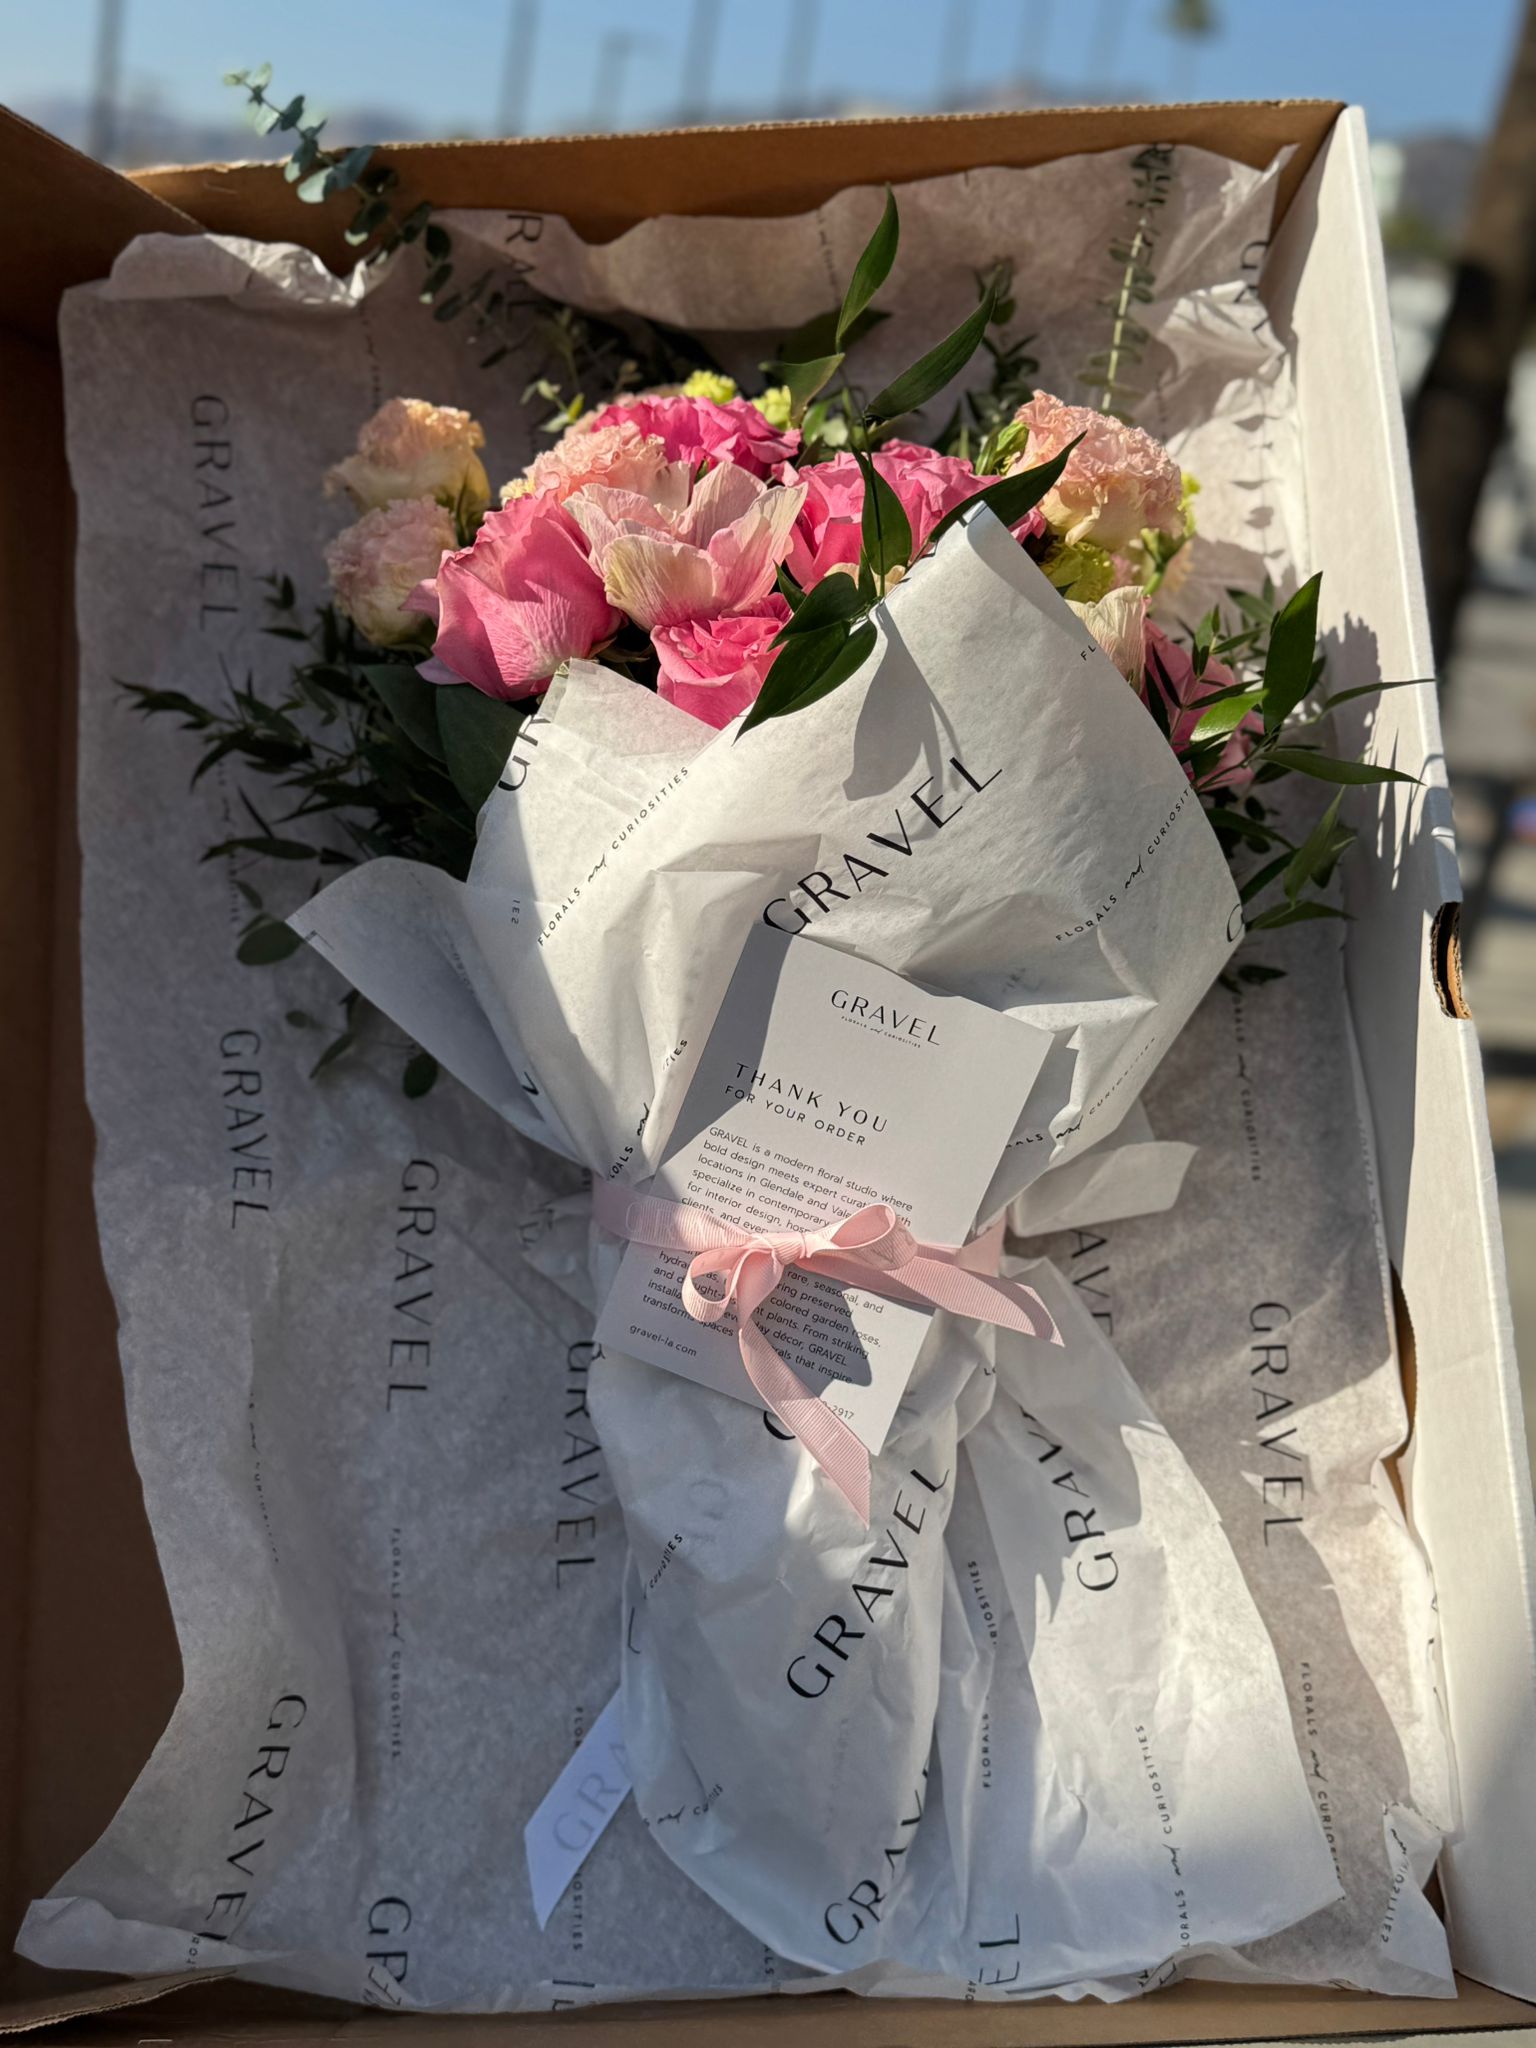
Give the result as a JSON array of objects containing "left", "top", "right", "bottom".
[
  {"left": 590, "top": 30, "right": 647, "bottom": 133},
  {"left": 1015, "top": 0, "right": 1051, "bottom": 93},
  {"left": 678, "top": 0, "right": 722, "bottom": 124},
  {"left": 87, "top": 0, "right": 125, "bottom": 163},
  {"left": 497, "top": 0, "right": 539, "bottom": 137},
  {"left": 939, "top": 0, "right": 977, "bottom": 109},
  {"left": 776, "top": 0, "right": 820, "bottom": 118},
  {"left": 1410, "top": 0, "right": 1536, "bottom": 664}
]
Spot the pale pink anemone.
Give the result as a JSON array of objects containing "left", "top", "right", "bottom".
[
  {"left": 1144, "top": 621, "right": 1262, "bottom": 791},
  {"left": 653, "top": 596, "right": 792, "bottom": 730},
  {"left": 1007, "top": 391, "right": 1183, "bottom": 551},
  {"left": 405, "top": 493, "right": 621, "bottom": 700},
  {"left": 582, "top": 393, "right": 800, "bottom": 478},
  {"left": 518, "top": 416, "right": 692, "bottom": 506},
  {"left": 565, "top": 464, "right": 806, "bottom": 631},
  {"left": 785, "top": 442, "right": 1027, "bottom": 587}
]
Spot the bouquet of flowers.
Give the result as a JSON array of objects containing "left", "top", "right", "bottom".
[
  {"left": 132, "top": 188, "right": 1403, "bottom": 1106},
  {"left": 41, "top": 92, "right": 1449, "bottom": 2014}
]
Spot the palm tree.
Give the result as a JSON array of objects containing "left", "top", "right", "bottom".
[{"left": 1409, "top": 0, "right": 1536, "bottom": 666}]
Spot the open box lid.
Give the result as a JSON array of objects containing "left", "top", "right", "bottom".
[{"left": 2, "top": 94, "right": 1534, "bottom": 2042}]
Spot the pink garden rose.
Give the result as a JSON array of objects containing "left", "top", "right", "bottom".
[
  {"left": 406, "top": 493, "right": 620, "bottom": 700},
  {"left": 785, "top": 442, "right": 1003, "bottom": 587},
  {"left": 566, "top": 463, "right": 806, "bottom": 631},
  {"left": 582, "top": 393, "right": 800, "bottom": 478},
  {"left": 325, "top": 498, "right": 456, "bottom": 647},
  {"left": 517, "top": 416, "right": 691, "bottom": 507},
  {"left": 1144, "top": 620, "right": 1261, "bottom": 791},
  {"left": 652, "top": 596, "right": 791, "bottom": 730},
  {"left": 1008, "top": 391, "right": 1183, "bottom": 551}
]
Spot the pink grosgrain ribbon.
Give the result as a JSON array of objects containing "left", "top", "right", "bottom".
[{"left": 591, "top": 1179, "right": 1062, "bottom": 1525}]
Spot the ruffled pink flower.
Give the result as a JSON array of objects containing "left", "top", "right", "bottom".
[
  {"left": 519, "top": 417, "right": 692, "bottom": 507},
  {"left": 325, "top": 498, "right": 457, "bottom": 647},
  {"left": 406, "top": 494, "right": 621, "bottom": 700},
  {"left": 583, "top": 393, "right": 800, "bottom": 478},
  {"left": 1008, "top": 392, "right": 1183, "bottom": 551},
  {"left": 565, "top": 464, "right": 806, "bottom": 631},
  {"left": 1144, "top": 621, "right": 1261, "bottom": 791},
  {"left": 785, "top": 442, "right": 991, "bottom": 586},
  {"left": 652, "top": 597, "right": 791, "bottom": 730}
]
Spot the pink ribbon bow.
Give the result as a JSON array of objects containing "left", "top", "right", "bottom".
[{"left": 592, "top": 1180, "right": 1062, "bottom": 1524}]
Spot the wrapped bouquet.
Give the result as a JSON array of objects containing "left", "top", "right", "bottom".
[{"left": 21, "top": 98, "right": 1456, "bottom": 2017}]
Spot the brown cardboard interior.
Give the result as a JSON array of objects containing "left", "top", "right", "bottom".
[{"left": 2, "top": 96, "right": 1532, "bottom": 2043}]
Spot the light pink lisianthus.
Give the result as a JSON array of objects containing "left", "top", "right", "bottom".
[
  {"left": 326, "top": 397, "right": 491, "bottom": 516},
  {"left": 582, "top": 393, "right": 800, "bottom": 478},
  {"left": 565, "top": 464, "right": 806, "bottom": 631},
  {"left": 405, "top": 494, "right": 621, "bottom": 700},
  {"left": 518, "top": 416, "right": 692, "bottom": 507},
  {"left": 325, "top": 498, "right": 457, "bottom": 647},
  {"left": 784, "top": 442, "right": 993, "bottom": 586},
  {"left": 1008, "top": 391, "right": 1183, "bottom": 550},
  {"left": 1144, "top": 621, "right": 1261, "bottom": 791},
  {"left": 652, "top": 596, "right": 791, "bottom": 730}
]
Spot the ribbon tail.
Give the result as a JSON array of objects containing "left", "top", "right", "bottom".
[{"left": 737, "top": 1317, "right": 871, "bottom": 1526}]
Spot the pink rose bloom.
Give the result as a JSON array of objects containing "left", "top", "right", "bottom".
[
  {"left": 325, "top": 498, "right": 457, "bottom": 647},
  {"left": 785, "top": 442, "right": 992, "bottom": 586},
  {"left": 653, "top": 596, "right": 791, "bottom": 730},
  {"left": 583, "top": 393, "right": 800, "bottom": 478},
  {"left": 405, "top": 494, "right": 621, "bottom": 700},
  {"left": 1008, "top": 391, "right": 1183, "bottom": 551},
  {"left": 566, "top": 464, "right": 806, "bottom": 631},
  {"left": 1144, "top": 620, "right": 1261, "bottom": 791},
  {"left": 519, "top": 416, "right": 692, "bottom": 507}
]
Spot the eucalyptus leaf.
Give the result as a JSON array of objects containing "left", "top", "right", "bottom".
[
  {"left": 1238, "top": 852, "right": 1291, "bottom": 905},
  {"left": 363, "top": 663, "right": 447, "bottom": 762},
  {"left": 774, "top": 352, "right": 844, "bottom": 422},
  {"left": 1261, "top": 747, "right": 1419, "bottom": 786},
  {"left": 436, "top": 685, "right": 524, "bottom": 814},
  {"left": 1191, "top": 689, "right": 1263, "bottom": 743},
  {"left": 310, "top": 1029, "right": 357, "bottom": 1078},
  {"left": 926, "top": 437, "right": 1080, "bottom": 551},
  {"left": 1245, "top": 900, "right": 1352, "bottom": 932},
  {"left": 856, "top": 451, "right": 912, "bottom": 580},
  {"left": 1262, "top": 572, "right": 1323, "bottom": 732},
  {"left": 739, "top": 619, "right": 877, "bottom": 735},
  {"left": 403, "top": 1050, "right": 440, "bottom": 1098},
  {"left": 1283, "top": 790, "right": 1354, "bottom": 903},
  {"left": 865, "top": 282, "right": 997, "bottom": 424},
  {"left": 237, "top": 920, "right": 305, "bottom": 966},
  {"left": 837, "top": 187, "right": 899, "bottom": 348},
  {"left": 777, "top": 304, "right": 888, "bottom": 363},
  {"left": 773, "top": 572, "right": 866, "bottom": 640}
]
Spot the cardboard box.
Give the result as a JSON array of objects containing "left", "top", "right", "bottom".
[{"left": 1, "top": 95, "right": 1533, "bottom": 2044}]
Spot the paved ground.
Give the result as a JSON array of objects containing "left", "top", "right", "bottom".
[{"left": 1444, "top": 588, "right": 1536, "bottom": 1475}]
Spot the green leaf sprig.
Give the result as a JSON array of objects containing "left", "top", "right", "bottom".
[{"left": 739, "top": 191, "right": 1063, "bottom": 736}]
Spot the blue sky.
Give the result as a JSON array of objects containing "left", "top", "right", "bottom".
[{"left": 8, "top": 0, "right": 1523, "bottom": 144}]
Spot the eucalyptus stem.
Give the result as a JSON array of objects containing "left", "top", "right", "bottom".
[{"left": 1099, "top": 219, "right": 1152, "bottom": 415}]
